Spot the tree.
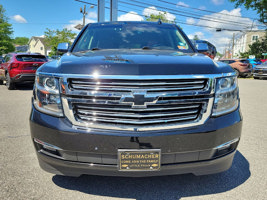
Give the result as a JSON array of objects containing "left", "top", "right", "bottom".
[
  {"left": 240, "top": 31, "right": 267, "bottom": 58},
  {"left": 44, "top": 28, "right": 76, "bottom": 56},
  {"left": 193, "top": 35, "right": 200, "bottom": 40},
  {"left": 0, "top": 4, "right": 15, "bottom": 55},
  {"left": 145, "top": 12, "right": 176, "bottom": 24},
  {"left": 216, "top": 52, "right": 223, "bottom": 58},
  {"left": 13, "top": 37, "right": 29, "bottom": 45},
  {"left": 229, "top": 0, "right": 267, "bottom": 23}
]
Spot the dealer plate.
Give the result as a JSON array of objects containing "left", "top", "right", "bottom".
[{"left": 118, "top": 149, "right": 161, "bottom": 171}]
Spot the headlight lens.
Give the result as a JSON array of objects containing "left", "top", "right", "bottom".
[
  {"left": 33, "top": 74, "right": 63, "bottom": 117},
  {"left": 212, "top": 76, "right": 239, "bottom": 116}
]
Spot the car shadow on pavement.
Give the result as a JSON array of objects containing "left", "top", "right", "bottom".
[
  {"left": 52, "top": 151, "right": 250, "bottom": 200},
  {"left": 14, "top": 83, "right": 34, "bottom": 91}
]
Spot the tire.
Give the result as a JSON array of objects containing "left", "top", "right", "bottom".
[
  {"left": 0, "top": 80, "right": 3, "bottom": 85},
  {"left": 234, "top": 69, "right": 240, "bottom": 77},
  {"left": 6, "top": 72, "right": 15, "bottom": 90}
]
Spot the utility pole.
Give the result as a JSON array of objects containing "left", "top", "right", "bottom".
[
  {"left": 98, "top": 0, "right": 105, "bottom": 22},
  {"left": 110, "top": 0, "right": 118, "bottom": 21},
  {"left": 232, "top": 33, "right": 235, "bottom": 58},
  {"left": 75, "top": 4, "right": 94, "bottom": 30},
  {"left": 80, "top": 5, "right": 87, "bottom": 26}
]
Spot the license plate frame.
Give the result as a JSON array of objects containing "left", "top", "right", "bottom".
[{"left": 118, "top": 149, "right": 161, "bottom": 171}]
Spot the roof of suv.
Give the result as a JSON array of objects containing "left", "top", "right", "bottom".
[{"left": 88, "top": 21, "right": 176, "bottom": 27}]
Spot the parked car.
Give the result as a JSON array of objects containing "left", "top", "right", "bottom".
[
  {"left": 0, "top": 53, "right": 48, "bottom": 89},
  {"left": 253, "top": 61, "right": 267, "bottom": 79},
  {"left": 248, "top": 58, "right": 262, "bottom": 69},
  {"left": 30, "top": 21, "right": 242, "bottom": 177},
  {"left": 219, "top": 59, "right": 251, "bottom": 77}
]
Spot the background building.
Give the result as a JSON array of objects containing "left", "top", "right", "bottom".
[
  {"left": 233, "top": 30, "right": 266, "bottom": 57},
  {"left": 28, "top": 37, "right": 51, "bottom": 56}
]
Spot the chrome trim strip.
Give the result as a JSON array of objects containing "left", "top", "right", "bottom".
[
  {"left": 215, "top": 138, "right": 239, "bottom": 150},
  {"left": 37, "top": 72, "right": 236, "bottom": 79},
  {"left": 71, "top": 80, "right": 206, "bottom": 86},
  {"left": 75, "top": 104, "right": 200, "bottom": 111},
  {"left": 79, "top": 114, "right": 198, "bottom": 125},
  {"left": 38, "top": 149, "right": 64, "bottom": 160},
  {"left": 34, "top": 138, "right": 62, "bottom": 150},
  {"left": 77, "top": 109, "right": 199, "bottom": 118},
  {"left": 70, "top": 85, "right": 205, "bottom": 91}
]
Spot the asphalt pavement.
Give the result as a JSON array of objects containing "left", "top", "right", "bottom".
[{"left": 0, "top": 79, "right": 266, "bottom": 200}]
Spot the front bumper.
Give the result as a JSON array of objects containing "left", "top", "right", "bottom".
[
  {"left": 30, "top": 105, "right": 242, "bottom": 177},
  {"left": 253, "top": 70, "right": 267, "bottom": 78},
  {"left": 239, "top": 71, "right": 251, "bottom": 77}
]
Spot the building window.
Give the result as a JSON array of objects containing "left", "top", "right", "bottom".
[
  {"left": 40, "top": 47, "right": 43, "bottom": 50},
  {"left": 252, "top": 35, "right": 258, "bottom": 41}
]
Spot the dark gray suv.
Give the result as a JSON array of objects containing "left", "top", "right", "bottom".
[{"left": 30, "top": 21, "right": 242, "bottom": 177}]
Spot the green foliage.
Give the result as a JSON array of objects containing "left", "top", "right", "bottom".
[
  {"left": 0, "top": 4, "right": 15, "bottom": 55},
  {"left": 193, "top": 35, "right": 200, "bottom": 40},
  {"left": 145, "top": 12, "right": 176, "bottom": 24},
  {"left": 229, "top": 0, "right": 267, "bottom": 23},
  {"left": 44, "top": 28, "right": 76, "bottom": 56},
  {"left": 239, "top": 51, "right": 250, "bottom": 58},
  {"left": 13, "top": 37, "right": 29, "bottom": 45},
  {"left": 240, "top": 31, "right": 267, "bottom": 58},
  {"left": 216, "top": 52, "right": 223, "bottom": 58}
]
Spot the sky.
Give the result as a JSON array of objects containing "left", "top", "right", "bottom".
[{"left": 1, "top": 0, "right": 266, "bottom": 53}]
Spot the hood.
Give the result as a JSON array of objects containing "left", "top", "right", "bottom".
[{"left": 38, "top": 50, "right": 233, "bottom": 75}]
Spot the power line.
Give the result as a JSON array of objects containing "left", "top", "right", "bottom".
[
  {"left": 121, "top": 0, "right": 265, "bottom": 28},
  {"left": 159, "top": 0, "right": 259, "bottom": 21},
  {"left": 74, "top": 0, "right": 262, "bottom": 31}
]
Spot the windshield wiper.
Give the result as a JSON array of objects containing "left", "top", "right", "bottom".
[
  {"left": 142, "top": 46, "right": 152, "bottom": 50},
  {"left": 91, "top": 47, "right": 101, "bottom": 51}
]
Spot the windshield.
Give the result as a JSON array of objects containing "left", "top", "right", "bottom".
[{"left": 72, "top": 23, "right": 194, "bottom": 53}]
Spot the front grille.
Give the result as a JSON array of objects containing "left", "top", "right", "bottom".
[{"left": 62, "top": 76, "right": 214, "bottom": 131}]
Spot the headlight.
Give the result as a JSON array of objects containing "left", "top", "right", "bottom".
[
  {"left": 33, "top": 74, "right": 63, "bottom": 117},
  {"left": 212, "top": 76, "right": 239, "bottom": 116}
]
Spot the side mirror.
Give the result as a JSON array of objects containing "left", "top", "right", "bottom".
[
  {"left": 57, "top": 43, "right": 69, "bottom": 53},
  {"left": 196, "top": 43, "right": 209, "bottom": 54}
]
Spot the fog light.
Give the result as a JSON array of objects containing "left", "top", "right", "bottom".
[
  {"left": 213, "top": 138, "right": 239, "bottom": 158},
  {"left": 34, "top": 138, "right": 63, "bottom": 159},
  {"left": 34, "top": 138, "right": 61, "bottom": 151}
]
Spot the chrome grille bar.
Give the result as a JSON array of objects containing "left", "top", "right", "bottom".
[
  {"left": 76, "top": 108, "right": 199, "bottom": 118},
  {"left": 78, "top": 114, "right": 198, "bottom": 125},
  {"left": 69, "top": 78, "right": 207, "bottom": 92},
  {"left": 75, "top": 104, "right": 200, "bottom": 112},
  {"left": 71, "top": 80, "right": 206, "bottom": 86}
]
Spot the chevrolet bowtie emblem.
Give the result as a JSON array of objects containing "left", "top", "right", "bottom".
[{"left": 120, "top": 93, "right": 159, "bottom": 108}]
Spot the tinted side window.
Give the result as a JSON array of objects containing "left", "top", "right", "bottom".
[
  {"left": 220, "top": 60, "right": 229, "bottom": 64},
  {"left": 240, "top": 60, "right": 249, "bottom": 63},
  {"left": 4, "top": 55, "right": 11, "bottom": 63},
  {"left": 229, "top": 60, "right": 236, "bottom": 64}
]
